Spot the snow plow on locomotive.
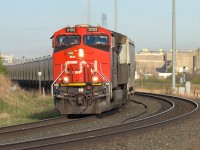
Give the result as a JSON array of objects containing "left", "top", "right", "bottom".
[{"left": 51, "top": 24, "right": 135, "bottom": 114}]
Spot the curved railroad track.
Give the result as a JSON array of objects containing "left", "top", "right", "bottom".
[{"left": 0, "top": 92, "right": 198, "bottom": 150}]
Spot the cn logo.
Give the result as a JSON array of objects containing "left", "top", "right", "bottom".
[{"left": 64, "top": 60, "right": 97, "bottom": 74}]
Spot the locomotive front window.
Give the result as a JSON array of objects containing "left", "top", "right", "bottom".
[
  {"left": 84, "top": 35, "right": 109, "bottom": 45},
  {"left": 56, "top": 35, "right": 80, "bottom": 46},
  {"left": 84, "top": 35, "right": 110, "bottom": 51}
]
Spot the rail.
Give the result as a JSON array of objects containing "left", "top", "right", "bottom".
[{"left": 0, "top": 93, "right": 198, "bottom": 149}]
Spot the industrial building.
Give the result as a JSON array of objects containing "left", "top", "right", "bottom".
[
  {"left": 135, "top": 49, "right": 167, "bottom": 77},
  {"left": 135, "top": 48, "right": 200, "bottom": 78},
  {"left": 167, "top": 49, "right": 200, "bottom": 74}
]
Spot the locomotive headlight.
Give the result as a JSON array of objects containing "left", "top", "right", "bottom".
[
  {"left": 92, "top": 76, "right": 98, "bottom": 83},
  {"left": 63, "top": 76, "right": 69, "bottom": 83},
  {"left": 79, "top": 88, "right": 84, "bottom": 93},
  {"left": 78, "top": 48, "right": 84, "bottom": 57}
]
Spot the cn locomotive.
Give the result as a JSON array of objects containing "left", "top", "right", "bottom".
[
  {"left": 7, "top": 24, "right": 135, "bottom": 114},
  {"left": 51, "top": 24, "right": 135, "bottom": 114}
]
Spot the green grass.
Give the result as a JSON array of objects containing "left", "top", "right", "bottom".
[
  {"left": 0, "top": 94, "right": 62, "bottom": 127},
  {"left": 0, "top": 75, "right": 62, "bottom": 127}
]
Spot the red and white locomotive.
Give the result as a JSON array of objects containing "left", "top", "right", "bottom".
[{"left": 51, "top": 24, "right": 135, "bottom": 114}]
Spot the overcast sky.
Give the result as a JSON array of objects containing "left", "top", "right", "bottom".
[{"left": 0, "top": 0, "right": 200, "bottom": 58}]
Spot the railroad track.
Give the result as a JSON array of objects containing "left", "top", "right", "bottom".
[
  {"left": 0, "top": 108, "right": 120, "bottom": 146},
  {"left": 0, "top": 116, "right": 69, "bottom": 134},
  {"left": 0, "top": 92, "right": 198, "bottom": 150},
  {"left": 0, "top": 104, "right": 120, "bottom": 135}
]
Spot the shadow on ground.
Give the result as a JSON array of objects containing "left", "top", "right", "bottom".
[{"left": 29, "top": 110, "right": 63, "bottom": 120}]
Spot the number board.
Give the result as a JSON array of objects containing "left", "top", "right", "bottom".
[
  {"left": 88, "top": 27, "right": 99, "bottom": 32},
  {"left": 66, "top": 27, "right": 76, "bottom": 32}
]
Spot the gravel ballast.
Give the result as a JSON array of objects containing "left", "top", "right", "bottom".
[
  {"left": 0, "top": 95, "right": 162, "bottom": 145},
  {"left": 64, "top": 98, "right": 200, "bottom": 150}
]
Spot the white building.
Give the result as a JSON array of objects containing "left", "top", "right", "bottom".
[{"left": 0, "top": 53, "right": 13, "bottom": 64}]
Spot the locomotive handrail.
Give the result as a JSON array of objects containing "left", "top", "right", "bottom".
[
  {"left": 81, "top": 61, "right": 112, "bottom": 99},
  {"left": 99, "top": 63, "right": 112, "bottom": 99},
  {"left": 51, "top": 68, "right": 66, "bottom": 96},
  {"left": 96, "top": 70, "right": 112, "bottom": 99}
]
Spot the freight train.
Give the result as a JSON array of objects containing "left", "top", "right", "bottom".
[
  {"left": 7, "top": 55, "right": 53, "bottom": 88},
  {"left": 7, "top": 24, "right": 135, "bottom": 114}
]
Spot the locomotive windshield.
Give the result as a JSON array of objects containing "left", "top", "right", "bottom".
[
  {"left": 84, "top": 35, "right": 109, "bottom": 51},
  {"left": 84, "top": 35, "right": 109, "bottom": 45},
  {"left": 56, "top": 35, "right": 80, "bottom": 45}
]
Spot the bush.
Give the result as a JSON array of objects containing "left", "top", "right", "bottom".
[{"left": 0, "top": 57, "right": 7, "bottom": 75}]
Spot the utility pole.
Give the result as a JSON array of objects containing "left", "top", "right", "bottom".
[
  {"left": 88, "top": 0, "right": 91, "bottom": 24},
  {"left": 172, "top": 0, "right": 176, "bottom": 90},
  {"left": 115, "top": 0, "right": 118, "bottom": 32}
]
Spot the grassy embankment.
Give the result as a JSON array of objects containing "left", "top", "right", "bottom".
[{"left": 0, "top": 75, "right": 61, "bottom": 127}]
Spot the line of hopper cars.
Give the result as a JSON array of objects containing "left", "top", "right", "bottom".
[
  {"left": 7, "top": 24, "right": 136, "bottom": 115},
  {"left": 7, "top": 55, "right": 53, "bottom": 88}
]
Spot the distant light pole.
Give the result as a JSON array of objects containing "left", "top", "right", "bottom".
[
  {"left": 172, "top": 0, "right": 176, "bottom": 89},
  {"left": 88, "top": 0, "right": 91, "bottom": 24},
  {"left": 115, "top": 0, "right": 118, "bottom": 32},
  {"left": 102, "top": 13, "right": 107, "bottom": 28},
  {"left": 182, "top": 66, "right": 186, "bottom": 84}
]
